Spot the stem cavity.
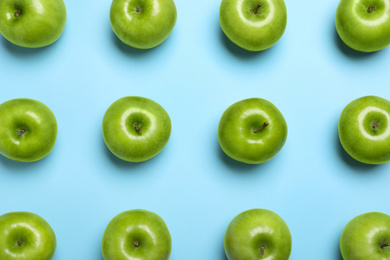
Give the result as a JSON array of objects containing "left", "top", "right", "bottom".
[
  {"left": 17, "top": 129, "right": 26, "bottom": 136},
  {"left": 17, "top": 240, "right": 22, "bottom": 245},
  {"left": 253, "top": 122, "right": 269, "bottom": 133},
  {"left": 371, "top": 122, "right": 380, "bottom": 131},
  {"left": 136, "top": 6, "right": 141, "bottom": 13},
  {"left": 368, "top": 6, "right": 375, "bottom": 13},
  {"left": 253, "top": 3, "right": 262, "bottom": 14},
  {"left": 14, "top": 11, "right": 22, "bottom": 17},
  {"left": 260, "top": 245, "right": 265, "bottom": 256},
  {"left": 381, "top": 243, "right": 390, "bottom": 249},
  {"left": 134, "top": 240, "right": 140, "bottom": 247},
  {"left": 134, "top": 124, "right": 142, "bottom": 134}
]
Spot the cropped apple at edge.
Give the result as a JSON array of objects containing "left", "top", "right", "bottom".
[
  {"left": 0, "top": 98, "right": 58, "bottom": 162},
  {"left": 0, "top": 0, "right": 67, "bottom": 48},
  {"left": 102, "top": 209, "right": 172, "bottom": 260},
  {"left": 218, "top": 98, "right": 288, "bottom": 164},
  {"left": 224, "top": 208, "right": 292, "bottom": 260},
  {"left": 336, "top": 0, "right": 390, "bottom": 52},
  {"left": 103, "top": 96, "right": 171, "bottom": 162},
  {"left": 338, "top": 96, "right": 390, "bottom": 164},
  {"left": 110, "top": 0, "right": 177, "bottom": 49},
  {"left": 340, "top": 212, "right": 390, "bottom": 260},
  {"left": 0, "top": 211, "right": 57, "bottom": 260},
  {"left": 219, "top": 0, "right": 287, "bottom": 51}
]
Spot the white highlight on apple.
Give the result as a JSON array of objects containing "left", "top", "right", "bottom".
[
  {"left": 241, "top": 108, "right": 271, "bottom": 144},
  {"left": 354, "top": 0, "right": 390, "bottom": 26},
  {"left": 27, "top": 111, "right": 41, "bottom": 123},
  {"left": 366, "top": 226, "right": 387, "bottom": 244},
  {"left": 358, "top": 106, "right": 390, "bottom": 140},
  {"left": 120, "top": 108, "right": 156, "bottom": 140},
  {"left": 236, "top": 0, "right": 275, "bottom": 27},
  {"left": 10, "top": 222, "right": 42, "bottom": 247}
]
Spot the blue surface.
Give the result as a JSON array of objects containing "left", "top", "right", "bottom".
[{"left": 1, "top": 0, "right": 390, "bottom": 259}]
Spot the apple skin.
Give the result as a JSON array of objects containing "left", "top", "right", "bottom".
[
  {"left": 0, "top": 0, "right": 66, "bottom": 48},
  {"left": 218, "top": 98, "right": 287, "bottom": 164},
  {"left": 110, "top": 0, "right": 177, "bottom": 49},
  {"left": 219, "top": 0, "right": 287, "bottom": 51},
  {"left": 0, "top": 98, "right": 57, "bottom": 162},
  {"left": 224, "top": 209, "right": 292, "bottom": 260},
  {"left": 338, "top": 96, "right": 390, "bottom": 164},
  {"left": 102, "top": 209, "right": 172, "bottom": 260},
  {"left": 336, "top": 0, "right": 390, "bottom": 52},
  {"left": 0, "top": 211, "right": 56, "bottom": 260},
  {"left": 103, "top": 96, "right": 171, "bottom": 162},
  {"left": 340, "top": 212, "right": 390, "bottom": 260}
]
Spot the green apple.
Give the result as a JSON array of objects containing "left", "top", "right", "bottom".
[
  {"left": 0, "top": 0, "right": 66, "bottom": 48},
  {"left": 224, "top": 209, "right": 292, "bottom": 260},
  {"left": 336, "top": 0, "right": 390, "bottom": 52},
  {"left": 0, "top": 98, "right": 57, "bottom": 162},
  {"left": 219, "top": 0, "right": 287, "bottom": 51},
  {"left": 338, "top": 96, "right": 390, "bottom": 164},
  {"left": 340, "top": 212, "right": 390, "bottom": 260},
  {"left": 102, "top": 96, "right": 171, "bottom": 162},
  {"left": 218, "top": 98, "right": 287, "bottom": 164},
  {"left": 110, "top": 0, "right": 177, "bottom": 49},
  {"left": 0, "top": 211, "right": 56, "bottom": 260},
  {"left": 102, "top": 209, "right": 172, "bottom": 260}
]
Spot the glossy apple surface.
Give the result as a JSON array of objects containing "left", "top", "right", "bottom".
[
  {"left": 110, "top": 0, "right": 177, "bottom": 49},
  {"left": 0, "top": 0, "right": 66, "bottom": 48},
  {"left": 224, "top": 209, "right": 292, "bottom": 260},
  {"left": 102, "top": 209, "right": 172, "bottom": 260},
  {"left": 336, "top": 0, "right": 390, "bottom": 52},
  {"left": 103, "top": 96, "right": 171, "bottom": 162},
  {"left": 0, "top": 98, "right": 57, "bottom": 162},
  {"left": 338, "top": 96, "right": 390, "bottom": 164},
  {"left": 218, "top": 98, "right": 287, "bottom": 164},
  {"left": 219, "top": 0, "right": 287, "bottom": 51},
  {"left": 340, "top": 212, "right": 390, "bottom": 260},
  {"left": 0, "top": 211, "right": 56, "bottom": 260}
]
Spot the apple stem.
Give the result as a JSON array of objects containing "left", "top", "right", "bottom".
[
  {"left": 17, "top": 129, "right": 26, "bottom": 136},
  {"left": 134, "top": 240, "right": 140, "bottom": 247},
  {"left": 371, "top": 122, "right": 380, "bottom": 131},
  {"left": 260, "top": 245, "right": 265, "bottom": 255},
  {"left": 14, "top": 11, "right": 22, "bottom": 17},
  {"left": 136, "top": 6, "right": 141, "bottom": 13},
  {"left": 368, "top": 6, "right": 375, "bottom": 12},
  {"left": 254, "top": 3, "right": 262, "bottom": 14},
  {"left": 17, "top": 240, "right": 22, "bottom": 245},
  {"left": 134, "top": 124, "right": 142, "bottom": 134},
  {"left": 252, "top": 122, "right": 269, "bottom": 133},
  {"left": 381, "top": 243, "right": 390, "bottom": 249}
]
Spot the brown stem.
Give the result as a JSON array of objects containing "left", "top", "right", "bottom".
[
  {"left": 136, "top": 6, "right": 141, "bottom": 13},
  {"left": 134, "top": 124, "right": 142, "bottom": 133},
  {"left": 260, "top": 245, "right": 265, "bottom": 255},
  {"left": 368, "top": 6, "right": 375, "bottom": 13},
  {"left": 253, "top": 122, "right": 269, "bottom": 133},
  {"left": 253, "top": 3, "right": 262, "bottom": 14},
  {"left": 371, "top": 122, "right": 380, "bottom": 131},
  {"left": 17, "top": 240, "right": 22, "bottom": 245},
  {"left": 14, "top": 11, "right": 22, "bottom": 17},
  {"left": 134, "top": 240, "right": 140, "bottom": 247},
  {"left": 17, "top": 129, "right": 26, "bottom": 136},
  {"left": 381, "top": 243, "right": 390, "bottom": 249}
]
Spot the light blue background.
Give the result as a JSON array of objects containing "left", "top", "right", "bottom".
[{"left": 1, "top": 0, "right": 390, "bottom": 259}]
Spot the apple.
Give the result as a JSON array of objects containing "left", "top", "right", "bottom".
[
  {"left": 224, "top": 209, "right": 292, "bottom": 260},
  {"left": 0, "top": 211, "right": 56, "bottom": 260},
  {"left": 102, "top": 96, "right": 171, "bottom": 162},
  {"left": 0, "top": 98, "right": 57, "bottom": 162},
  {"left": 218, "top": 98, "right": 287, "bottom": 164},
  {"left": 340, "top": 212, "right": 390, "bottom": 260},
  {"left": 110, "top": 0, "right": 177, "bottom": 49},
  {"left": 338, "top": 96, "right": 390, "bottom": 164},
  {"left": 102, "top": 209, "right": 172, "bottom": 260},
  {"left": 219, "top": 0, "right": 287, "bottom": 51},
  {"left": 336, "top": 0, "right": 390, "bottom": 52},
  {"left": 0, "top": 0, "right": 66, "bottom": 48}
]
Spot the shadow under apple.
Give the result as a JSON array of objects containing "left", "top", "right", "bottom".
[
  {"left": 1, "top": 35, "right": 57, "bottom": 58},
  {"left": 0, "top": 153, "right": 49, "bottom": 172}
]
